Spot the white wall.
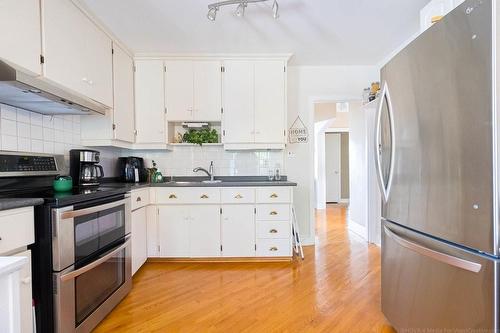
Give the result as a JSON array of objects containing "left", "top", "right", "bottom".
[{"left": 286, "top": 65, "right": 379, "bottom": 244}]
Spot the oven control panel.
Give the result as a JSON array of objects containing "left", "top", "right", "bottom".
[{"left": 0, "top": 153, "right": 58, "bottom": 175}]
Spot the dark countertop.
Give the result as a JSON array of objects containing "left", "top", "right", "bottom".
[
  {"left": 0, "top": 198, "right": 44, "bottom": 211},
  {"left": 101, "top": 176, "right": 297, "bottom": 189}
]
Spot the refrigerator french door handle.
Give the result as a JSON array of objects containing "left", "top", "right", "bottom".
[
  {"left": 383, "top": 226, "right": 482, "bottom": 273},
  {"left": 375, "top": 82, "right": 396, "bottom": 201}
]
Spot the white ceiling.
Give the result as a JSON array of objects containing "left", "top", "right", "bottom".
[{"left": 81, "top": 0, "right": 429, "bottom": 65}]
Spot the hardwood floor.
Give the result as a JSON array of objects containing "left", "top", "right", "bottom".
[{"left": 94, "top": 204, "right": 396, "bottom": 332}]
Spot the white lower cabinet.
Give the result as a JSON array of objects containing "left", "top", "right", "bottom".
[
  {"left": 221, "top": 205, "right": 255, "bottom": 257},
  {"left": 13, "top": 250, "right": 33, "bottom": 333},
  {"left": 150, "top": 186, "right": 294, "bottom": 259},
  {"left": 158, "top": 206, "right": 190, "bottom": 257},
  {"left": 131, "top": 207, "right": 147, "bottom": 275}
]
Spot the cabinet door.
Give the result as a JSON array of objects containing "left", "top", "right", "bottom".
[
  {"left": 254, "top": 61, "right": 285, "bottom": 144},
  {"left": 0, "top": 0, "right": 41, "bottom": 75},
  {"left": 221, "top": 205, "right": 255, "bottom": 257},
  {"left": 42, "top": 0, "right": 113, "bottom": 106},
  {"left": 189, "top": 205, "right": 221, "bottom": 257},
  {"left": 165, "top": 60, "right": 194, "bottom": 121},
  {"left": 112, "top": 45, "right": 135, "bottom": 143},
  {"left": 131, "top": 207, "right": 147, "bottom": 275},
  {"left": 222, "top": 61, "right": 254, "bottom": 144},
  {"left": 134, "top": 60, "right": 166, "bottom": 143},
  {"left": 158, "top": 206, "right": 189, "bottom": 257},
  {"left": 13, "top": 250, "right": 33, "bottom": 333},
  {"left": 194, "top": 61, "right": 222, "bottom": 121}
]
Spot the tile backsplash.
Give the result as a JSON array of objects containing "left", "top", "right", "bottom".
[
  {"left": 0, "top": 103, "right": 121, "bottom": 177},
  {"left": 128, "top": 146, "right": 285, "bottom": 177},
  {"left": 0, "top": 103, "right": 285, "bottom": 178}
]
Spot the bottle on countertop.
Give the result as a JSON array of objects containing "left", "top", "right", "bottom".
[{"left": 275, "top": 163, "right": 281, "bottom": 181}]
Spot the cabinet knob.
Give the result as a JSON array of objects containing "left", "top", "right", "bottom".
[
  {"left": 169, "top": 194, "right": 177, "bottom": 199},
  {"left": 269, "top": 229, "right": 278, "bottom": 233},
  {"left": 200, "top": 194, "right": 209, "bottom": 199},
  {"left": 270, "top": 211, "right": 278, "bottom": 216},
  {"left": 269, "top": 247, "right": 278, "bottom": 252},
  {"left": 270, "top": 193, "right": 278, "bottom": 198},
  {"left": 234, "top": 194, "right": 243, "bottom": 199},
  {"left": 136, "top": 197, "right": 142, "bottom": 202}
]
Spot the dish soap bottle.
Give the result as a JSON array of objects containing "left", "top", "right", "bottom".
[{"left": 153, "top": 165, "right": 163, "bottom": 183}]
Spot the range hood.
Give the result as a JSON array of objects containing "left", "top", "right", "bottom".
[{"left": 0, "top": 60, "right": 109, "bottom": 115}]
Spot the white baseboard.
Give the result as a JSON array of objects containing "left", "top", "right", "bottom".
[
  {"left": 348, "top": 220, "right": 367, "bottom": 241},
  {"left": 300, "top": 236, "right": 315, "bottom": 246},
  {"left": 339, "top": 199, "right": 349, "bottom": 204}
]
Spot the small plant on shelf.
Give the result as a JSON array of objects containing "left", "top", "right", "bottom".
[{"left": 182, "top": 128, "right": 219, "bottom": 146}]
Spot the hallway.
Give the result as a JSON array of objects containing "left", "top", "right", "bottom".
[{"left": 94, "top": 204, "right": 395, "bottom": 332}]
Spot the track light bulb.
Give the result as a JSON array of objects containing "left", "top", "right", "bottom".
[
  {"left": 207, "top": 7, "right": 218, "bottom": 21},
  {"left": 235, "top": 3, "right": 246, "bottom": 17},
  {"left": 272, "top": 0, "right": 279, "bottom": 19}
]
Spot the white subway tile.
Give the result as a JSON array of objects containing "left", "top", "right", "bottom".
[
  {"left": 54, "top": 142, "right": 65, "bottom": 154},
  {"left": 1, "top": 119, "right": 17, "bottom": 136},
  {"left": 17, "top": 137, "right": 30, "bottom": 152},
  {"left": 54, "top": 117, "right": 64, "bottom": 130},
  {"left": 31, "top": 140, "right": 43, "bottom": 153},
  {"left": 73, "top": 115, "right": 80, "bottom": 123},
  {"left": 30, "top": 112, "right": 43, "bottom": 126},
  {"left": 17, "top": 122, "right": 30, "bottom": 138},
  {"left": 54, "top": 130, "right": 64, "bottom": 143},
  {"left": 1, "top": 105, "right": 17, "bottom": 120},
  {"left": 63, "top": 119, "right": 72, "bottom": 132},
  {"left": 43, "top": 127, "right": 55, "bottom": 142},
  {"left": 64, "top": 131, "right": 72, "bottom": 144},
  {"left": 1, "top": 135, "right": 17, "bottom": 151},
  {"left": 43, "top": 141, "right": 54, "bottom": 154},
  {"left": 17, "top": 109, "right": 31, "bottom": 123},
  {"left": 30, "top": 125, "right": 43, "bottom": 140},
  {"left": 43, "top": 116, "right": 54, "bottom": 128}
]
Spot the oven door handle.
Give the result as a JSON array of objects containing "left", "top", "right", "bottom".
[
  {"left": 60, "top": 235, "right": 131, "bottom": 282},
  {"left": 60, "top": 198, "right": 129, "bottom": 219}
]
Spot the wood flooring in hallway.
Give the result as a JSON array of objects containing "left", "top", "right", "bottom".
[{"left": 94, "top": 204, "right": 396, "bottom": 333}]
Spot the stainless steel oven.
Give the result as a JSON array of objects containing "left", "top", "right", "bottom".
[{"left": 51, "top": 196, "right": 131, "bottom": 333}]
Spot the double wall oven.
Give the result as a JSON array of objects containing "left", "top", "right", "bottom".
[
  {"left": 52, "top": 195, "right": 131, "bottom": 332},
  {"left": 0, "top": 152, "right": 132, "bottom": 333}
]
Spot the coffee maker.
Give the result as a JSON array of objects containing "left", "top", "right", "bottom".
[{"left": 70, "top": 149, "right": 104, "bottom": 186}]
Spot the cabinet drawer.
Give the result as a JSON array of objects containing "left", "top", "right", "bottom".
[
  {"left": 256, "top": 187, "right": 291, "bottom": 203},
  {"left": 256, "top": 204, "right": 290, "bottom": 221},
  {"left": 155, "top": 187, "right": 220, "bottom": 204},
  {"left": 0, "top": 207, "right": 34, "bottom": 254},
  {"left": 131, "top": 188, "right": 150, "bottom": 210},
  {"left": 256, "top": 238, "right": 291, "bottom": 257},
  {"left": 256, "top": 221, "right": 291, "bottom": 239},
  {"left": 221, "top": 188, "right": 255, "bottom": 204}
]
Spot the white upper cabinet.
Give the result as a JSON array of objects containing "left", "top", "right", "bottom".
[
  {"left": 223, "top": 60, "right": 286, "bottom": 148},
  {"left": 165, "top": 60, "right": 194, "bottom": 121},
  {"left": 193, "top": 61, "right": 222, "bottom": 121},
  {"left": 134, "top": 60, "right": 166, "bottom": 143},
  {"left": 112, "top": 45, "right": 135, "bottom": 143},
  {"left": 42, "top": 0, "right": 113, "bottom": 107},
  {"left": 254, "top": 61, "right": 285, "bottom": 144},
  {"left": 165, "top": 60, "right": 222, "bottom": 121},
  {"left": 0, "top": 0, "right": 41, "bottom": 75},
  {"left": 223, "top": 60, "right": 255, "bottom": 144}
]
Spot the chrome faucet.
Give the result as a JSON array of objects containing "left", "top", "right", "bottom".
[{"left": 193, "top": 161, "right": 214, "bottom": 181}]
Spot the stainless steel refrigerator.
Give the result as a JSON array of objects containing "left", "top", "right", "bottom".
[{"left": 376, "top": 0, "right": 500, "bottom": 330}]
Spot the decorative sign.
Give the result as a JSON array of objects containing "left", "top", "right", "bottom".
[{"left": 288, "top": 116, "right": 308, "bottom": 144}]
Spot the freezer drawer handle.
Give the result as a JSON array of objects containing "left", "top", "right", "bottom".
[{"left": 383, "top": 226, "right": 482, "bottom": 273}]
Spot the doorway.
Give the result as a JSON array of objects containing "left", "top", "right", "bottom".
[{"left": 325, "top": 133, "right": 341, "bottom": 203}]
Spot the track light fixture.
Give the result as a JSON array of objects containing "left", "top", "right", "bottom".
[{"left": 207, "top": 0, "right": 279, "bottom": 21}]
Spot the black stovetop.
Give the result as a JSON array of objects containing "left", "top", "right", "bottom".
[{"left": 0, "top": 182, "right": 128, "bottom": 207}]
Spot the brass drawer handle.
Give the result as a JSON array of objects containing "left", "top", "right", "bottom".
[
  {"left": 200, "top": 194, "right": 209, "bottom": 199},
  {"left": 169, "top": 194, "right": 177, "bottom": 199},
  {"left": 270, "top": 193, "right": 278, "bottom": 198},
  {"left": 270, "top": 211, "right": 278, "bottom": 215},
  {"left": 234, "top": 194, "right": 243, "bottom": 199},
  {"left": 269, "top": 247, "right": 278, "bottom": 251},
  {"left": 136, "top": 197, "right": 142, "bottom": 202},
  {"left": 269, "top": 229, "right": 278, "bottom": 233}
]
